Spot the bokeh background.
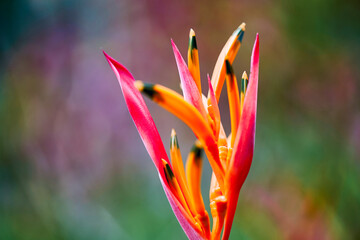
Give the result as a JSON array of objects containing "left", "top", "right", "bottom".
[{"left": 1, "top": 0, "right": 360, "bottom": 239}]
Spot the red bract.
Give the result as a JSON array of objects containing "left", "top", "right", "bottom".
[{"left": 104, "top": 24, "right": 259, "bottom": 240}]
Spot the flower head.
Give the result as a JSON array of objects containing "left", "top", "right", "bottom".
[{"left": 104, "top": 23, "right": 259, "bottom": 240}]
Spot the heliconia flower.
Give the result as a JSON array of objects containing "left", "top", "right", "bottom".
[{"left": 104, "top": 23, "right": 259, "bottom": 240}]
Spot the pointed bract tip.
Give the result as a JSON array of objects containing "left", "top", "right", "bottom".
[
  {"left": 239, "top": 22, "right": 246, "bottom": 31},
  {"left": 162, "top": 159, "right": 175, "bottom": 179},
  {"left": 189, "top": 31, "right": 197, "bottom": 50},
  {"left": 195, "top": 139, "right": 202, "bottom": 149},
  {"left": 242, "top": 71, "right": 248, "bottom": 80},
  {"left": 232, "top": 22, "right": 246, "bottom": 42},
  {"left": 171, "top": 39, "right": 183, "bottom": 56},
  {"left": 103, "top": 51, "right": 114, "bottom": 63},
  {"left": 190, "top": 28, "right": 195, "bottom": 37},
  {"left": 251, "top": 34, "right": 260, "bottom": 66},
  {"left": 134, "top": 80, "right": 144, "bottom": 91},
  {"left": 254, "top": 33, "right": 259, "bottom": 48},
  {"left": 170, "top": 129, "right": 179, "bottom": 149}
]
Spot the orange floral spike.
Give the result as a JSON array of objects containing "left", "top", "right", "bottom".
[
  {"left": 170, "top": 129, "right": 198, "bottom": 217},
  {"left": 211, "top": 23, "right": 246, "bottom": 101},
  {"left": 185, "top": 141, "right": 205, "bottom": 212},
  {"left": 105, "top": 25, "right": 259, "bottom": 240},
  {"left": 225, "top": 60, "right": 241, "bottom": 148},
  {"left": 162, "top": 159, "right": 196, "bottom": 223},
  {"left": 185, "top": 141, "right": 211, "bottom": 239},
  {"left": 134, "top": 80, "right": 226, "bottom": 190},
  {"left": 188, "top": 29, "right": 201, "bottom": 93},
  {"left": 241, "top": 71, "right": 248, "bottom": 113},
  {"left": 170, "top": 129, "right": 188, "bottom": 190},
  {"left": 134, "top": 81, "right": 214, "bottom": 142}
]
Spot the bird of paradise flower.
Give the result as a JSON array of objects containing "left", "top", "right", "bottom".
[{"left": 104, "top": 23, "right": 259, "bottom": 240}]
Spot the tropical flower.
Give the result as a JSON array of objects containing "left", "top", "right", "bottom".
[{"left": 104, "top": 23, "right": 259, "bottom": 240}]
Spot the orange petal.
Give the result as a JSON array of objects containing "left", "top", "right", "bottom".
[
  {"left": 225, "top": 60, "right": 241, "bottom": 148},
  {"left": 188, "top": 29, "right": 202, "bottom": 93},
  {"left": 135, "top": 81, "right": 226, "bottom": 191},
  {"left": 211, "top": 23, "right": 245, "bottom": 101}
]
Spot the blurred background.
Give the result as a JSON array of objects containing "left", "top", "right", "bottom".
[{"left": 1, "top": 0, "right": 360, "bottom": 239}]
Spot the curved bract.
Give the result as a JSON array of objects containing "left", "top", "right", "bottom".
[{"left": 104, "top": 24, "right": 259, "bottom": 240}]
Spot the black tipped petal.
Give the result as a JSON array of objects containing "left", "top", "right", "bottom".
[
  {"left": 165, "top": 163, "right": 175, "bottom": 179},
  {"left": 225, "top": 60, "right": 234, "bottom": 75},
  {"left": 141, "top": 83, "right": 156, "bottom": 99},
  {"left": 190, "top": 36, "right": 198, "bottom": 50},
  {"left": 191, "top": 144, "right": 203, "bottom": 163}
]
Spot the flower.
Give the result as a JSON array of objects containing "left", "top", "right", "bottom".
[{"left": 104, "top": 23, "right": 259, "bottom": 240}]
